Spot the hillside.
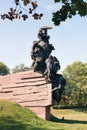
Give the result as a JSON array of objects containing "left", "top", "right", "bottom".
[
  {"left": 0, "top": 100, "right": 61, "bottom": 130},
  {"left": 0, "top": 100, "right": 87, "bottom": 130}
]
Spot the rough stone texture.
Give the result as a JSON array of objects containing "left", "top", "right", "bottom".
[
  {"left": 28, "top": 106, "right": 50, "bottom": 120},
  {"left": 0, "top": 70, "right": 52, "bottom": 120}
]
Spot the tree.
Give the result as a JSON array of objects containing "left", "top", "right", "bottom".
[
  {"left": 12, "top": 63, "right": 31, "bottom": 73},
  {"left": 1, "top": 0, "right": 87, "bottom": 25},
  {"left": 52, "top": 0, "right": 87, "bottom": 25},
  {"left": 61, "top": 61, "right": 87, "bottom": 107},
  {"left": 0, "top": 62, "right": 10, "bottom": 75}
]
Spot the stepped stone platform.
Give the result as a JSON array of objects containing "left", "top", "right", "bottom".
[{"left": 0, "top": 70, "right": 52, "bottom": 120}]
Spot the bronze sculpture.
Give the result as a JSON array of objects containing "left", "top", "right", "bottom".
[{"left": 31, "top": 26, "right": 66, "bottom": 103}]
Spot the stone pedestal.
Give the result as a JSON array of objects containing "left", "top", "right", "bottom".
[
  {"left": 0, "top": 70, "right": 52, "bottom": 120},
  {"left": 28, "top": 106, "right": 50, "bottom": 120}
]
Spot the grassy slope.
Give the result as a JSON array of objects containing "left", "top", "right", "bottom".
[
  {"left": 0, "top": 100, "right": 87, "bottom": 130},
  {"left": 0, "top": 100, "right": 60, "bottom": 130}
]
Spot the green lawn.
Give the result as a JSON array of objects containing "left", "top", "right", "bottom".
[
  {"left": 0, "top": 99, "right": 87, "bottom": 130},
  {"left": 51, "top": 107, "right": 87, "bottom": 130}
]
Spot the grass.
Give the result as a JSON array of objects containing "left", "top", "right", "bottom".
[
  {"left": 0, "top": 100, "right": 60, "bottom": 130},
  {"left": 51, "top": 108, "right": 87, "bottom": 121},
  {"left": 0, "top": 100, "right": 87, "bottom": 130},
  {"left": 51, "top": 108, "right": 87, "bottom": 130}
]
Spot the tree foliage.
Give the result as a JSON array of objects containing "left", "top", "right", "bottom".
[
  {"left": 0, "top": 62, "right": 10, "bottom": 75},
  {"left": 1, "top": 0, "right": 87, "bottom": 25},
  {"left": 12, "top": 63, "right": 30, "bottom": 73},
  {"left": 53, "top": 0, "right": 87, "bottom": 25},
  {"left": 1, "top": 0, "right": 43, "bottom": 21},
  {"left": 61, "top": 61, "right": 87, "bottom": 107}
]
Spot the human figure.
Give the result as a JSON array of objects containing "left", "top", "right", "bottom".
[
  {"left": 31, "top": 26, "right": 54, "bottom": 73},
  {"left": 44, "top": 55, "right": 60, "bottom": 81},
  {"left": 31, "top": 26, "right": 66, "bottom": 103}
]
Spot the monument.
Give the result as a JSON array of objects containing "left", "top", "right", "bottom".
[
  {"left": 0, "top": 27, "right": 66, "bottom": 120},
  {"left": 31, "top": 26, "right": 66, "bottom": 104}
]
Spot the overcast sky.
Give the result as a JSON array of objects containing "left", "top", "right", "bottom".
[{"left": 0, "top": 0, "right": 87, "bottom": 72}]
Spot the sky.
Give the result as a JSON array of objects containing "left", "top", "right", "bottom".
[{"left": 0, "top": 0, "right": 87, "bottom": 73}]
